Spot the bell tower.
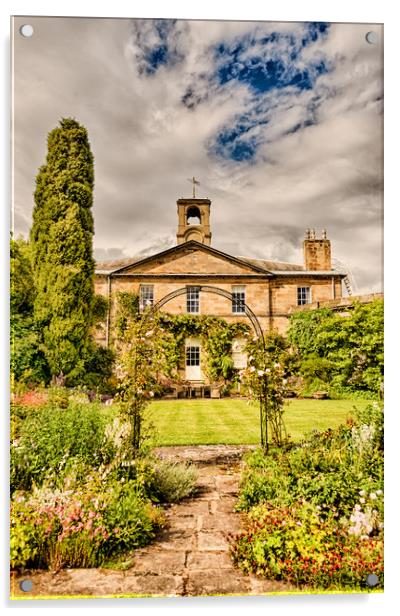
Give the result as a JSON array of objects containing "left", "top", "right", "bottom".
[{"left": 176, "top": 197, "right": 212, "bottom": 245}]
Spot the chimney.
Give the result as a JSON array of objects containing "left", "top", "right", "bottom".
[{"left": 303, "top": 229, "right": 331, "bottom": 270}]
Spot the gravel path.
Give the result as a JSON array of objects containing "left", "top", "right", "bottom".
[{"left": 11, "top": 446, "right": 294, "bottom": 598}]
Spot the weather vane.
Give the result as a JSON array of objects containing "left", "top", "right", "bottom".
[{"left": 187, "top": 176, "right": 200, "bottom": 198}]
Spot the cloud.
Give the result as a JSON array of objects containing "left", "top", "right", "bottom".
[{"left": 12, "top": 17, "right": 383, "bottom": 294}]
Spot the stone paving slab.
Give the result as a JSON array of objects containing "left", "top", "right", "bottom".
[
  {"left": 185, "top": 569, "right": 250, "bottom": 596},
  {"left": 121, "top": 574, "right": 184, "bottom": 596},
  {"left": 197, "top": 530, "right": 230, "bottom": 552},
  {"left": 186, "top": 551, "right": 233, "bottom": 570},
  {"left": 130, "top": 549, "right": 186, "bottom": 574},
  {"left": 200, "top": 512, "right": 241, "bottom": 531}
]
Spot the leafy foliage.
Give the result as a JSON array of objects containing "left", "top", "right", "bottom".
[
  {"left": 10, "top": 238, "right": 50, "bottom": 386},
  {"left": 10, "top": 400, "right": 115, "bottom": 493},
  {"left": 231, "top": 402, "right": 384, "bottom": 589},
  {"left": 287, "top": 299, "right": 384, "bottom": 395},
  {"left": 30, "top": 118, "right": 96, "bottom": 383},
  {"left": 11, "top": 476, "right": 164, "bottom": 570}
]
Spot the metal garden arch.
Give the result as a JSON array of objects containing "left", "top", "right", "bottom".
[{"left": 140, "top": 285, "right": 271, "bottom": 451}]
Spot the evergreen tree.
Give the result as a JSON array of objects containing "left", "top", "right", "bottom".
[{"left": 30, "top": 118, "right": 95, "bottom": 383}]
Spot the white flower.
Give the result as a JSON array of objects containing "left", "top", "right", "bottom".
[
  {"left": 282, "top": 378, "right": 287, "bottom": 385},
  {"left": 359, "top": 490, "right": 365, "bottom": 496},
  {"left": 359, "top": 497, "right": 365, "bottom": 504},
  {"left": 257, "top": 370, "right": 264, "bottom": 376},
  {"left": 376, "top": 489, "right": 383, "bottom": 496},
  {"left": 145, "top": 330, "right": 154, "bottom": 337},
  {"left": 149, "top": 391, "right": 155, "bottom": 398},
  {"left": 369, "top": 493, "right": 377, "bottom": 500},
  {"left": 248, "top": 355, "right": 254, "bottom": 362},
  {"left": 250, "top": 366, "right": 256, "bottom": 372},
  {"left": 274, "top": 363, "right": 280, "bottom": 369},
  {"left": 354, "top": 504, "right": 361, "bottom": 512},
  {"left": 265, "top": 368, "right": 271, "bottom": 374}
]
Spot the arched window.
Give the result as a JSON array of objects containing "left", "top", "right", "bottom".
[{"left": 186, "top": 206, "right": 201, "bottom": 225}]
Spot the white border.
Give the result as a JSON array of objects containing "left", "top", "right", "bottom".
[{"left": 1, "top": 2, "right": 397, "bottom": 615}]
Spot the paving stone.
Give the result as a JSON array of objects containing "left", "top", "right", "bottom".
[
  {"left": 195, "top": 490, "right": 220, "bottom": 501},
  {"left": 215, "top": 475, "right": 240, "bottom": 493},
  {"left": 129, "top": 549, "right": 187, "bottom": 574},
  {"left": 170, "top": 515, "right": 198, "bottom": 530},
  {"left": 213, "top": 495, "right": 238, "bottom": 514},
  {"left": 172, "top": 500, "right": 210, "bottom": 515},
  {"left": 247, "top": 574, "right": 296, "bottom": 595},
  {"left": 156, "top": 529, "right": 196, "bottom": 551},
  {"left": 197, "top": 531, "right": 230, "bottom": 552},
  {"left": 122, "top": 573, "right": 184, "bottom": 596},
  {"left": 186, "top": 569, "right": 250, "bottom": 596},
  {"left": 200, "top": 513, "right": 241, "bottom": 532},
  {"left": 186, "top": 551, "right": 233, "bottom": 570}
]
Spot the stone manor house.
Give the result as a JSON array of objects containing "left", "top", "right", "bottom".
[{"left": 95, "top": 194, "right": 345, "bottom": 384}]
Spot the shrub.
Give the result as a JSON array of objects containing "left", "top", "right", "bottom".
[
  {"left": 147, "top": 460, "right": 198, "bottom": 503},
  {"left": 10, "top": 401, "right": 115, "bottom": 493},
  {"left": 104, "top": 480, "right": 165, "bottom": 556}
]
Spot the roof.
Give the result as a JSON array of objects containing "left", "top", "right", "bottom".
[
  {"left": 238, "top": 257, "right": 305, "bottom": 272},
  {"left": 95, "top": 241, "right": 342, "bottom": 277}
]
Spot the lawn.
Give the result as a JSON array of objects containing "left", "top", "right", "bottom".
[{"left": 145, "top": 398, "right": 372, "bottom": 446}]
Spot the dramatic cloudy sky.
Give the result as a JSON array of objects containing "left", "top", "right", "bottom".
[{"left": 12, "top": 17, "right": 383, "bottom": 293}]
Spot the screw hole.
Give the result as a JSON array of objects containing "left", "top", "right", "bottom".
[
  {"left": 366, "top": 31, "right": 378, "bottom": 45},
  {"left": 19, "top": 24, "right": 34, "bottom": 38},
  {"left": 19, "top": 579, "right": 33, "bottom": 592}
]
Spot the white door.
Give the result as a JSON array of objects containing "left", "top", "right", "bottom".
[
  {"left": 185, "top": 338, "right": 202, "bottom": 381},
  {"left": 232, "top": 338, "right": 248, "bottom": 369}
]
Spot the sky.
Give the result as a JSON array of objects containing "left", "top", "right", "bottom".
[{"left": 12, "top": 16, "right": 383, "bottom": 293}]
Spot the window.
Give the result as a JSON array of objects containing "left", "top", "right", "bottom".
[
  {"left": 139, "top": 285, "right": 154, "bottom": 311},
  {"left": 187, "top": 286, "right": 200, "bottom": 313},
  {"left": 186, "top": 206, "right": 201, "bottom": 225},
  {"left": 232, "top": 285, "right": 246, "bottom": 314},
  {"left": 297, "top": 286, "right": 311, "bottom": 306},
  {"left": 186, "top": 345, "right": 200, "bottom": 366}
]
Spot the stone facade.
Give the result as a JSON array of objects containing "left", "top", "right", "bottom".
[{"left": 95, "top": 196, "right": 345, "bottom": 381}]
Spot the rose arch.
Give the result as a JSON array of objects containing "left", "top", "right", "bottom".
[{"left": 140, "top": 285, "right": 277, "bottom": 451}]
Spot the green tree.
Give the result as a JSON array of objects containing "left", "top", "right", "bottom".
[
  {"left": 30, "top": 118, "right": 95, "bottom": 383},
  {"left": 10, "top": 237, "right": 49, "bottom": 386},
  {"left": 288, "top": 299, "right": 384, "bottom": 395}
]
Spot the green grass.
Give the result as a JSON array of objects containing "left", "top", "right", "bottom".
[{"left": 145, "top": 398, "right": 372, "bottom": 446}]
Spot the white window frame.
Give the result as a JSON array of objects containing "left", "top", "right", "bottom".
[
  {"left": 186, "top": 345, "right": 200, "bottom": 366},
  {"left": 232, "top": 285, "right": 246, "bottom": 314},
  {"left": 297, "top": 286, "right": 312, "bottom": 306},
  {"left": 139, "top": 284, "right": 154, "bottom": 312},
  {"left": 186, "top": 286, "right": 200, "bottom": 314}
]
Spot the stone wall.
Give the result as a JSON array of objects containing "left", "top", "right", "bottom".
[{"left": 94, "top": 272, "right": 342, "bottom": 344}]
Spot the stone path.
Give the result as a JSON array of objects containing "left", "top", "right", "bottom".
[{"left": 10, "top": 446, "right": 294, "bottom": 598}]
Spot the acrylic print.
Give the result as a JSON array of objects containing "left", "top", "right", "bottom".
[{"left": 10, "top": 16, "right": 383, "bottom": 599}]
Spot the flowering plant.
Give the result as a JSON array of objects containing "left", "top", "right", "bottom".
[
  {"left": 239, "top": 337, "right": 287, "bottom": 449},
  {"left": 230, "top": 501, "right": 383, "bottom": 589}
]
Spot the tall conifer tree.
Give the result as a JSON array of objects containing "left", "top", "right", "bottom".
[{"left": 30, "top": 118, "right": 95, "bottom": 382}]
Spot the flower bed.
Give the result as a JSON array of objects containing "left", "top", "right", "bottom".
[{"left": 230, "top": 402, "right": 383, "bottom": 590}]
